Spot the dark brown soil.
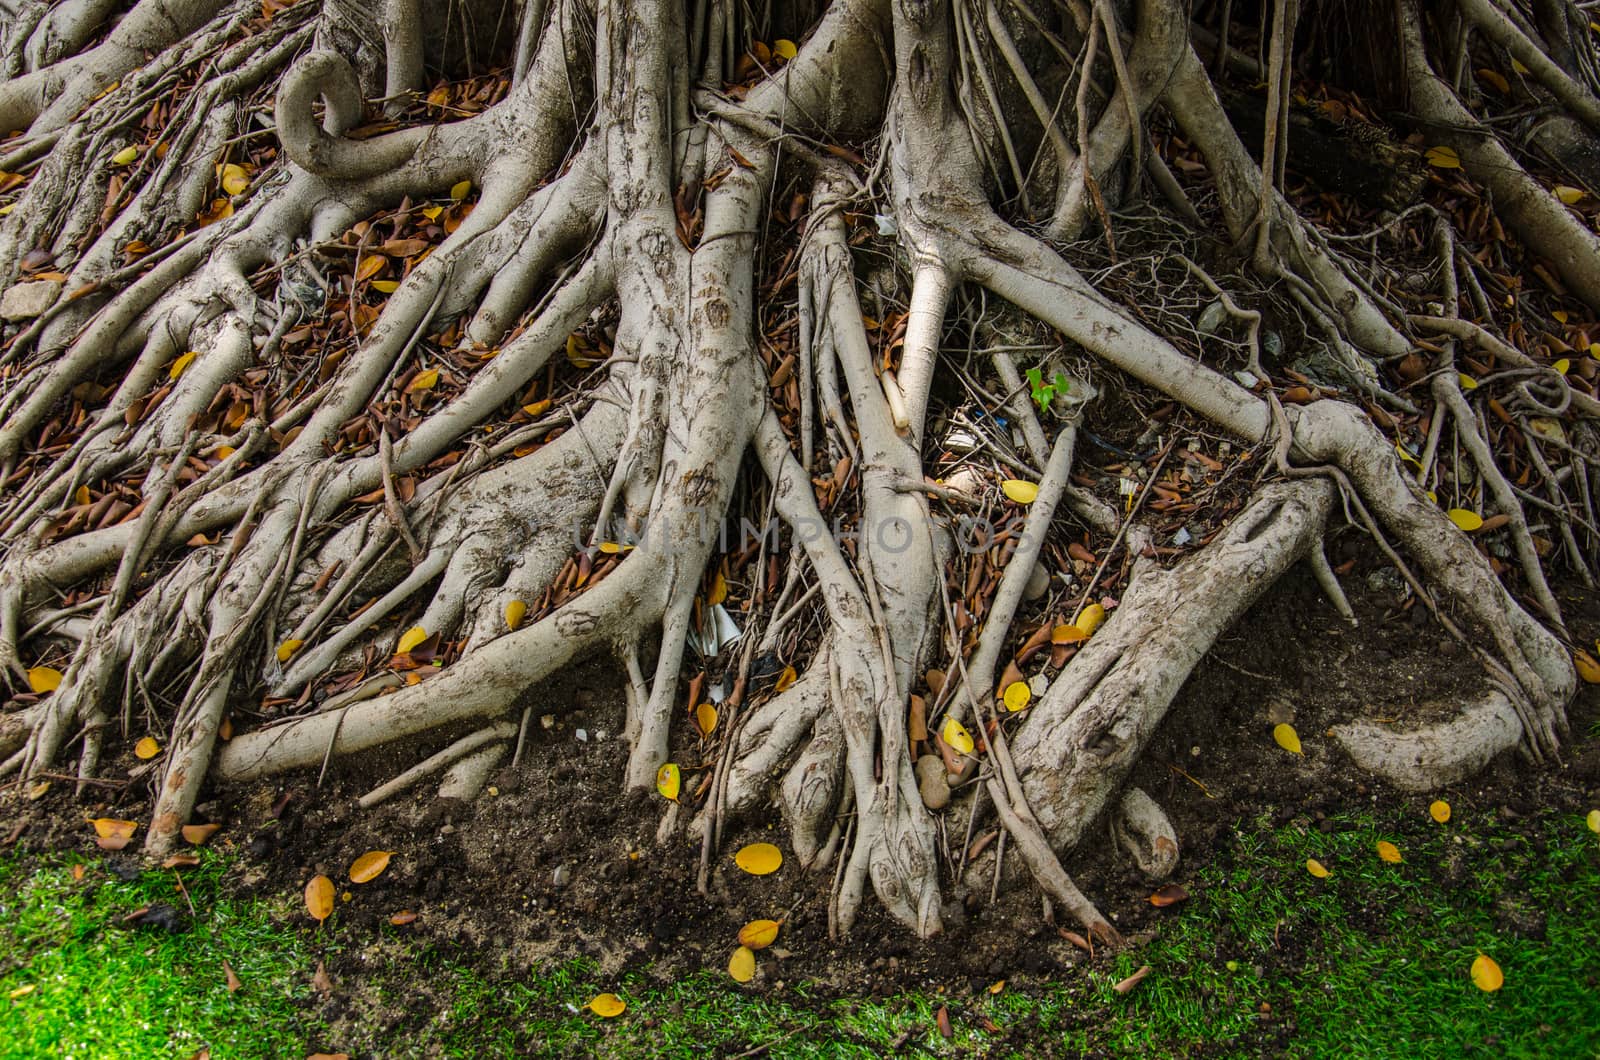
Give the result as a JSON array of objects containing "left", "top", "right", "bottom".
[{"left": 6, "top": 542, "right": 1600, "bottom": 1032}]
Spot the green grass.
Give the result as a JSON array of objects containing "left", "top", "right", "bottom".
[{"left": 3, "top": 802, "right": 1598, "bottom": 1058}]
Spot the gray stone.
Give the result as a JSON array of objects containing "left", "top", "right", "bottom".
[
  {"left": 1110, "top": 786, "right": 1181, "bottom": 879},
  {"left": 1023, "top": 562, "right": 1051, "bottom": 602},
  {"left": 1, "top": 279, "right": 61, "bottom": 321},
  {"left": 915, "top": 754, "right": 950, "bottom": 810}
]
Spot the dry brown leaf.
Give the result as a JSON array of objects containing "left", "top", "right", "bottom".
[
  {"left": 311, "top": 961, "right": 334, "bottom": 994},
  {"left": 90, "top": 818, "right": 137, "bottom": 840},
  {"left": 305, "top": 876, "right": 335, "bottom": 922},
  {"left": 223, "top": 959, "right": 242, "bottom": 993},
  {"left": 182, "top": 822, "right": 221, "bottom": 846},
  {"left": 1148, "top": 883, "right": 1189, "bottom": 907},
  {"left": 1113, "top": 965, "right": 1153, "bottom": 995},
  {"left": 349, "top": 850, "right": 392, "bottom": 884}
]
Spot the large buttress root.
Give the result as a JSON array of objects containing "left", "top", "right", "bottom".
[{"left": 982, "top": 479, "right": 1335, "bottom": 881}]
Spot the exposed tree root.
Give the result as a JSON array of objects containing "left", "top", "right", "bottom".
[{"left": 1, "top": 0, "right": 1591, "bottom": 940}]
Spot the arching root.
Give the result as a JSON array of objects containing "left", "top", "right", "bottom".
[
  {"left": 971, "top": 478, "right": 1336, "bottom": 888},
  {"left": 1331, "top": 694, "right": 1524, "bottom": 793}
]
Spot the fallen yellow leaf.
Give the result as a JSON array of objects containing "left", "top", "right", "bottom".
[
  {"left": 1074, "top": 603, "right": 1106, "bottom": 637},
  {"left": 1002, "top": 681, "right": 1031, "bottom": 712},
  {"left": 27, "top": 666, "right": 63, "bottom": 693},
  {"left": 1273, "top": 723, "right": 1303, "bottom": 755},
  {"left": 941, "top": 715, "right": 975, "bottom": 756},
  {"left": 728, "top": 945, "right": 756, "bottom": 983},
  {"left": 1430, "top": 800, "right": 1451, "bottom": 823},
  {"left": 1586, "top": 809, "right": 1598, "bottom": 833},
  {"left": 371, "top": 280, "right": 399, "bottom": 294},
  {"left": 1051, "top": 624, "right": 1087, "bottom": 644},
  {"left": 1574, "top": 651, "right": 1600, "bottom": 684},
  {"left": 773, "top": 39, "right": 798, "bottom": 60},
  {"left": 1471, "top": 953, "right": 1503, "bottom": 992},
  {"left": 1001, "top": 479, "right": 1039, "bottom": 504},
  {"left": 774, "top": 665, "right": 797, "bottom": 692},
  {"left": 169, "top": 351, "right": 198, "bottom": 381},
  {"left": 696, "top": 702, "right": 718, "bottom": 738},
  {"left": 738, "top": 919, "right": 781, "bottom": 949},
  {"left": 656, "top": 762, "right": 680, "bottom": 801},
  {"left": 1447, "top": 508, "right": 1484, "bottom": 532},
  {"left": 220, "top": 163, "right": 250, "bottom": 196},
  {"left": 1306, "top": 858, "right": 1331, "bottom": 878},
  {"left": 1376, "top": 840, "right": 1402, "bottom": 863},
  {"left": 134, "top": 737, "right": 160, "bottom": 760},
  {"left": 111, "top": 145, "right": 139, "bottom": 166},
  {"left": 1475, "top": 68, "right": 1509, "bottom": 93},
  {"left": 505, "top": 600, "right": 527, "bottom": 630},
  {"left": 1425, "top": 145, "right": 1461, "bottom": 169},
  {"left": 1554, "top": 185, "right": 1585, "bottom": 206},
  {"left": 587, "top": 993, "right": 626, "bottom": 1017},
  {"left": 408, "top": 368, "right": 440, "bottom": 392},
  {"left": 450, "top": 179, "right": 472, "bottom": 201},
  {"left": 566, "top": 334, "right": 597, "bottom": 368},
  {"left": 277, "top": 639, "right": 304, "bottom": 663},
  {"left": 1458, "top": 373, "right": 1478, "bottom": 390},
  {"left": 396, "top": 626, "right": 427, "bottom": 654},
  {"left": 733, "top": 842, "right": 783, "bottom": 875}
]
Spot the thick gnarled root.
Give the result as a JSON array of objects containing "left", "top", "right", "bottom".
[{"left": 971, "top": 478, "right": 1336, "bottom": 888}]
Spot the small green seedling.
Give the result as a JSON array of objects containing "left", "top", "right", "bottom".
[{"left": 1026, "top": 367, "right": 1072, "bottom": 412}]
